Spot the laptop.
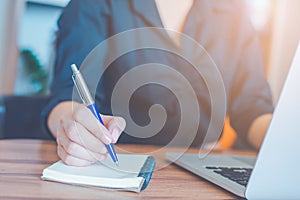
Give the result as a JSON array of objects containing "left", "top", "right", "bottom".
[{"left": 166, "top": 42, "right": 300, "bottom": 199}]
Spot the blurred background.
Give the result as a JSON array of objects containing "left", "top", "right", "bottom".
[{"left": 0, "top": 0, "right": 299, "bottom": 146}]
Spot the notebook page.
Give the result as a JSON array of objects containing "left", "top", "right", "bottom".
[{"left": 42, "top": 154, "right": 148, "bottom": 191}]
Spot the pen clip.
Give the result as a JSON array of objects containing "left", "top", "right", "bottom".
[{"left": 72, "top": 75, "right": 86, "bottom": 105}]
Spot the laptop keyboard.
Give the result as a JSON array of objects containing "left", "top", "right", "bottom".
[{"left": 205, "top": 166, "right": 253, "bottom": 187}]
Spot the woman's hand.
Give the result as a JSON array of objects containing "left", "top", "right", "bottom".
[{"left": 48, "top": 101, "right": 126, "bottom": 166}]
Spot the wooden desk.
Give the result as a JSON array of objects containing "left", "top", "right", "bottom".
[{"left": 0, "top": 139, "right": 239, "bottom": 199}]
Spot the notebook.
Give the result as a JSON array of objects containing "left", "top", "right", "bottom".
[{"left": 41, "top": 154, "right": 155, "bottom": 192}]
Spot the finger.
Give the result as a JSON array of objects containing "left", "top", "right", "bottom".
[
  {"left": 104, "top": 116, "right": 126, "bottom": 132},
  {"left": 61, "top": 118, "right": 108, "bottom": 154},
  {"left": 57, "top": 144, "right": 93, "bottom": 166},
  {"left": 58, "top": 128, "right": 107, "bottom": 162},
  {"left": 103, "top": 116, "right": 126, "bottom": 143},
  {"left": 56, "top": 127, "right": 96, "bottom": 162},
  {"left": 72, "top": 104, "right": 112, "bottom": 144},
  {"left": 110, "top": 128, "right": 121, "bottom": 143}
]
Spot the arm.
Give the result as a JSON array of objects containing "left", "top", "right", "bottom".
[
  {"left": 247, "top": 113, "right": 272, "bottom": 149},
  {"left": 226, "top": 3, "right": 274, "bottom": 147},
  {"left": 44, "top": 1, "right": 123, "bottom": 166}
]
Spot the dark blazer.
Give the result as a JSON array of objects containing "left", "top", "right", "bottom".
[{"left": 43, "top": 0, "right": 273, "bottom": 147}]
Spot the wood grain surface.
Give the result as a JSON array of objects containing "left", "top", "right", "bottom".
[{"left": 0, "top": 139, "right": 241, "bottom": 200}]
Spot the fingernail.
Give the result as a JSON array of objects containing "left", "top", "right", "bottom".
[
  {"left": 113, "top": 117, "right": 125, "bottom": 130},
  {"left": 112, "top": 128, "right": 120, "bottom": 143},
  {"left": 104, "top": 134, "right": 112, "bottom": 144},
  {"left": 99, "top": 126, "right": 112, "bottom": 143}
]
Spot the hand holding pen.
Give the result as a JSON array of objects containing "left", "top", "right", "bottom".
[
  {"left": 52, "top": 65, "right": 126, "bottom": 167},
  {"left": 70, "top": 64, "right": 121, "bottom": 165}
]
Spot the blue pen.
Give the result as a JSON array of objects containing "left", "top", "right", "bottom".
[{"left": 70, "top": 64, "right": 119, "bottom": 165}]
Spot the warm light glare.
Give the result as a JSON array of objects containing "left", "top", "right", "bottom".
[{"left": 247, "top": 0, "right": 272, "bottom": 30}]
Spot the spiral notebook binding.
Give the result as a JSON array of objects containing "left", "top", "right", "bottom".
[{"left": 137, "top": 156, "right": 156, "bottom": 190}]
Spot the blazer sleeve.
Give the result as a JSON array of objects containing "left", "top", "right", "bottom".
[
  {"left": 41, "top": 0, "right": 111, "bottom": 133},
  {"left": 228, "top": 8, "right": 274, "bottom": 142}
]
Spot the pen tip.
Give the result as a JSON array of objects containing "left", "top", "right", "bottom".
[{"left": 115, "top": 161, "right": 119, "bottom": 166}]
